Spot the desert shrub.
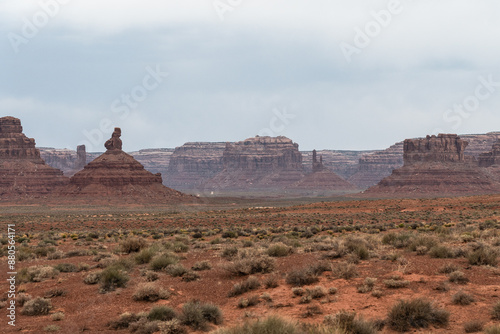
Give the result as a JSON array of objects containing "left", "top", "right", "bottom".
[
  {"left": 134, "top": 247, "right": 158, "bottom": 264},
  {"left": 51, "top": 312, "right": 65, "bottom": 321},
  {"left": 463, "top": 320, "right": 484, "bottom": 333},
  {"left": 83, "top": 271, "right": 102, "bottom": 285},
  {"left": 228, "top": 276, "right": 261, "bottom": 297},
  {"left": 44, "top": 325, "right": 60, "bottom": 332},
  {"left": 120, "top": 237, "right": 147, "bottom": 253},
  {"left": 264, "top": 275, "right": 279, "bottom": 288},
  {"left": 99, "top": 266, "right": 129, "bottom": 292},
  {"left": 332, "top": 262, "right": 358, "bottom": 280},
  {"left": 159, "top": 319, "right": 186, "bottom": 334},
  {"left": 448, "top": 270, "right": 469, "bottom": 284},
  {"left": 292, "top": 287, "right": 305, "bottom": 296},
  {"left": 221, "top": 247, "right": 238, "bottom": 259},
  {"left": 438, "top": 262, "right": 460, "bottom": 274},
  {"left": 382, "top": 232, "right": 413, "bottom": 248},
  {"left": 344, "top": 237, "right": 370, "bottom": 260},
  {"left": 108, "top": 312, "right": 141, "bottom": 329},
  {"left": 493, "top": 301, "right": 500, "bottom": 320},
  {"left": 21, "top": 297, "right": 52, "bottom": 316},
  {"left": 223, "top": 255, "right": 275, "bottom": 276},
  {"left": 323, "top": 310, "right": 377, "bottom": 334},
  {"left": 166, "top": 264, "right": 188, "bottom": 277},
  {"left": 485, "top": 325, "right": 500, "bottom": 334},
  {"left": 148, "top": 306, "right": 177, "bottom": 321},
  {"left": 182, "top": 271, "right": 200, "bottom": 282},
  {"left": 133, "top": 283, "right": 170, "bottom": 302},
  {"left": 306, "top": 286, "right": 327, "bottom": 299},
  {"left": 267, "top": 242, "right": 293, "bottom": 257},
  {"left": 65, "top": 249, "right": 89, "bottom": 257},
  {"left": 192, "top": 260, "right": 212, "bottom": 271},
  {"left": 428, "top": 245, "right": 455, "bottom": 259},
  {"left": 150, "top": 253, "right": 179, "bottom": 271},
  {"left": 383, "top": 278, "right": 410, "bottom": 289},
  {"left": 53, "top": 263, "right": 78, "bottom": 273},
  {"left": 357, "top": 277, "right": 377, "bottom": 293},
  {"left": 468, "top": 247, "right": 498, "bottom": 266},
  {"left": 18, "top": 265, "right": 59, "bottom": 283},
  {"left": 47, "top": 250, "right": 64, "bottom": 260},
  {"left": 238, "top": 295, "right": 260, "bottom": 308},
  {"left": 16, "top": 293, "right": 32, "bottom": 306},
  {"left": 452, "top": 291, "right": 475, "bottom": 305},
  {"left": 181, "top": 300, "right": 223, "bottom": 330},
  {"left": 387, "top": 298, "right": 449, "bottom": 332},
  {"left": 212, "top": 316, "right": 301, "bottom": 334},
  {"left": 309, "top": 261, "right": 332, "bottom": 275},
  {"left": 128, "top": 317, "right": 160, "bottom": 334},
  {"left": 44, "top": 288, "right": 67, "bottom": 298},
  {"left": 408, "top": 235, "right": 438, "bottom": 252},
  {"left": 286, "top": 268, "right": 319, "bottom": 287}
]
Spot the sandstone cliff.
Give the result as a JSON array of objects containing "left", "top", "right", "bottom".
[
  {"left": 365, "top": 134, "right": 500, "bottom": 196},
  {"left": 163, "top": 142, "right": 226, "bottom": 190},
  {"left": 204, "top": 136, "right": 305, "bottom": 193},
  {"left": 0, "top": 116, "right": 68, "bottom": 197}
]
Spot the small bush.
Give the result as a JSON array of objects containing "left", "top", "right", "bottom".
[
  {"left": 468, "top": 247, "right": 498, "bottom": 266},
  {"left": 134, "top": 247, "right": 158, "bottom": 264},
  {"left": 159, "top": 319, "right": 186, "bottom": 334},
  {"left": 238, "top": 295, "right": 260, "bottom": 308},
  {"left": 267, "top": 243, "right": 293, "bottom": 257},
  {"left": 428, "top": 245, "right": 455, "bottom": 259},
  {"left": 452, "top": 291, "right": 475, "bottom": 305},
  {"left": 51, "top": 312, "right": 65, "bottom": 321},
  {"left": 53, "top": 263, "right": 78, "bottom": 273},
  {"left": 223, "top": 255, "right": 275, "bottom": 276},
  {"left": 166, "top": 264, "right": 188, "bottom": 277},
  {"left": 211, "top": 316, "right": 300, "bottom": 334},
  {"left": 332, "top": 262, "right": 358, "bottom": 280},
  {"left": 133, "top": 283, "right": 170, "bottom": 302},
  {"left": 264, "top": 275, "right": 279, "bottom": 288},
  {"left": 221, "top": 247, "right": 238, "bottom": 259},
  {"left": 228, "top": 276, "right": 261, "bottom": 297},
  {"left": 21, "top": 297, "right": 52, "bottom": 316},
  {"left": 286, "top": 268, "right": 319, "bottom": 287},
  {"left": 383, "top": 279, "right": 410, "bottom": 289},
  {"left": 307, "top": 286, "right": 327, "bottom": 299},
  {"left": 387, "top": 298, "right": 449, "bottom": 332},
  {"left": 323, "top": 310, "right": 377, "bottom": 334},
  {"left": 182, "top": 271, "right": 200, "bottom": 282},
  {"left": 485, "top": 325, "right": 500, "bottom": 334},
  {"left": 99, "top": 266, "right": 129, "bottom": 292},
  {"left": 192, "top": 260, "right": 212, "bottom": 271},
  {"left": 83, "top": 271, "right": 102, "bottom": 285},
  {"left": 150, "top": 253, "right": 179, "bottom": 271},
  {"left": 108, "top": 312, "right": 141, "bottom": 329},
  {"left": 148, "top": 306, "right": 177, "bottom": 321},
  {"left": 448, "top": 271, "right": 469, "bottom": 284},
  {"left": 464, "top": 320, "right": 484, "bottom": 333},
  {"left": 44, "top": 325, "right": 60, "bottom": 332},
  {"left": 120, "top": 237, "right": 147, "bottom": 253},
  {"left": 438, "top": 263, "right": 460, "bottom": 274},
  {"left": 181, "top": 300, "right": 223, "bottom": 330},
  {"left": 18, "top": 265, "right": 59, "bottom": 283},
  {"left": 492, "top": 301, "right": 500, "bottom": 320}
]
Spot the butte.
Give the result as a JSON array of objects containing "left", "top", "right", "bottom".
[
  {"left": 60, "top": 128, "right": 195, "bottom": 203},
  {"left": 0, "top": 116, "right": 68, "bottom": 198}
]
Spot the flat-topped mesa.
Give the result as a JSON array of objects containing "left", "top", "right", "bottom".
[
  {"left": 223, "top": 135, "right": 303, "bottom": 171},
  {"left": 0, "top": 116, "right": 44, "bottom": 162},
  {"left": 403, "top": 134, "right": 468, "bottom": 165},
  {"left": 479, "top": 140, "right": 500, "bottom": 167}
]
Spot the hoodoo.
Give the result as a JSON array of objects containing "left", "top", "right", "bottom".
[{"left": 0, "top": 116, "right": 68, "bottom": 197}]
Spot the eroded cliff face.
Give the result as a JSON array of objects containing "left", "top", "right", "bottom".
[
  {"left": 479, "top": 140, "right": 500, "bottom": 167},
  {"left": 0, "top": 116, "right": 68, "bottom": 197},
  {"left": 163, "top": 142, "right": 225, "bottom": 190},
  {"left": 204, "top": 136, "right": 305, "bottom": 192},
  {"left": 403, "top": 134, "right": 468, "bottom": 165},
  {"left": 365, "top": 134, "right": 500, "bottom": 196}
]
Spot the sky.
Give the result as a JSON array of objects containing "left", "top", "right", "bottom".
[{"left": 1, "top": 0, "right": 500, "bottom": 152}]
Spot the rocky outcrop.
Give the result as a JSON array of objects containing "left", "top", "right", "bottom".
[
  {"left": 403, "top": 134, "right": 468, "bottom": 165},
  {"left": 130, "top": 148, "right": 175, "bottom": 175},
  {"left": 365, "top": 134, "right": 500, "bottom": 196},
  {"left": 301, "top": 150, "right": 371, "bottom": 179},
  {"left": 61, "top": 128, "right": 194, "bottom": 202},
  {"left": 348, "top": 142, "right": 404, "bottom": 190},
  {"left": 462, "top": 132, "right": 500, "bottom": 159},
  {"left": 40, "top": 145, "right": 91, "bottom": 176},
  {"left": 290, "top": 149, "right": 356, "bottom": 194},
  {"left": 0, "top": 116, "right": 68, "bottom": 197},
  {"left": 479, "top": 140, "right": 500, "bottom": 167},
  {"left": 204, "top": 136, "right": 305, "bottom": 192},
  {"left": 163, "top": 142, "right": 226, "bottom": 190}
]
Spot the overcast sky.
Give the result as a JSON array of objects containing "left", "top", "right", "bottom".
[{"left": 1, "top": 0, "right": 500, "bottom": 152}]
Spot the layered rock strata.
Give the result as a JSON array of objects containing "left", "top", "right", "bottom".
[{"left": 0, "top": 116, "right": 68, "bottom": 197}]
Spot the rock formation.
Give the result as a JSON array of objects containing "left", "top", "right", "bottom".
[
  {"left": 0, "top": 116, "right": 68, "bottom": 197},
  {"left": 301, "top": 150, "right": 371, "bottom": 179},
  {"left": 290, "top": 149, "right": 356, "bottom": 194},
  {"left": 163, "top": 142, "right": 226, "bottom": 190},
  {"left": 348, "top": 142, "right": 404, "bottom": 190},
  {"left": 479, "top": 140, "right": 500, "bottom": 167},
  {"left": 365, "top": 134, "right": 499, "bottom": 196},
  {"left": 61, "top": 128, "right": 193, "bottom": 202},
  {"left": 203, "top": 136, "right": 305, "bottom": 193}
]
